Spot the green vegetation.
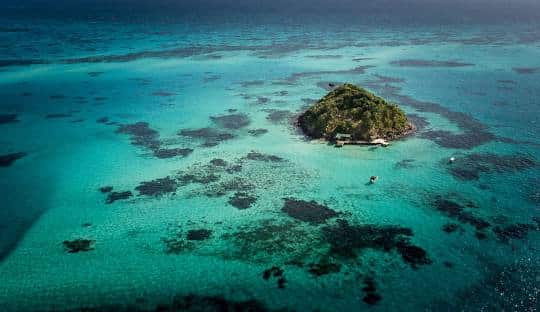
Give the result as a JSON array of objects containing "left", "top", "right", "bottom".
[{"left": 298, "top": 84, "right": 411, "bottom": 141}]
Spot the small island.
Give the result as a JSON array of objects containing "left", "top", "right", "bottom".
[{"left": 298, "top": 84, "right": 413, "bottom": 146}]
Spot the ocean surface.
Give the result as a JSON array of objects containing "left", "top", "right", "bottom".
[{"left": 1, "top": 2, "right": 539, "bottom": 311}]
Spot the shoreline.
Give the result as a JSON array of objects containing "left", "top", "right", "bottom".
[{"left": 296, "top": 119, "right": 417, "bottom": 147}]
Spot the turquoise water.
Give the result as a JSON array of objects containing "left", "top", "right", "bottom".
[{"left": 1, "top": 5, "right": 539, "bottom": 311}]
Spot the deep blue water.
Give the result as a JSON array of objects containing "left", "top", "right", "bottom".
[{"left": 0, "top": 1, "right": 539, "bottom": 311}]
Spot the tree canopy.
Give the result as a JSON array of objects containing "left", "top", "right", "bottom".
[{"left": 298, "top": 84, "right": 410, "bottom": 141}]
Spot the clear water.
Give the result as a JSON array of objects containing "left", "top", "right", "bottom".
[{"left": 1, "top": 3, "right": 539, "bottom": 311}]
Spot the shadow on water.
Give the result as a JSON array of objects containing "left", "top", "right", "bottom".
[{"left": 0, "top": 167, "right": 54, "bottom": 262}]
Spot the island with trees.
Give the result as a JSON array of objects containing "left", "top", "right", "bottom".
[{"left": 298, "top": 84, "right": 413, "bottom": 146}]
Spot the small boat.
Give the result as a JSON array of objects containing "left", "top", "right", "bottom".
[
  {"left": 449, "top": 157, "right": 456, "bottom": 163},
  {"left": 370, "top": 176, "right": 378, "bottom": 184}
]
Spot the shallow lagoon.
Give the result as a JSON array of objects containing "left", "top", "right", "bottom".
[{"left": 0, "top": 6, "right": 539, "bottom": 311}]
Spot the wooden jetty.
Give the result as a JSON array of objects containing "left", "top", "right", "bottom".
[{"left": 334, "top": 137, "right": 389, "bottom": 148}]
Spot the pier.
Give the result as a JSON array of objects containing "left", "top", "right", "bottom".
[{"left": 334, "top": 135, "right": 389, "bottom": 147}]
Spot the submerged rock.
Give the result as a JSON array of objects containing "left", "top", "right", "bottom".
[
  {"left": 178, "top": 127, "right": 235, "bottom": 147},
  {"left": 266, "top": 110, "right": 293, "bottom": 124},
  {"left": 434, "top": 198, "right": 490, "bottom": 230},
  {"left": 99, "top": 186, "right": 113, "bottom": 193},
  {"left": 0, "top": 152, "right": 26, "bottom": 167},
  {"left": 0, "top": 113, "right": 19, "bottom": 124},
  {"left": 307, "top": 261, "right": 341, "bottom": 276},
  {"left": 395, "top": 159, "right": 416, "bottom": 169},
  {"left": 45, "top": 113, "right": 71, "bottom": 119},
  {"left": 210, "top": 158, "right": 227, "bottom": 167},
  {"left": 262, "top": 266, "right": 287, "bottom": 289},
  {"left": 178, "top": 173, "right": 220, "bottom": 185},
  {"left": 245, "top": 151, "right": 284, "bottom": 162},
  {"left": 153, "top": 147, "right": 193, "bottom": 159},
  {"left": 281, "top": 198, "right": 338, "bottom": 224},
  {"left": 63, "top": 239, "right": 94, "bottom": 253},
  {"left": 262, "top": 266, "right": 284, "bottom": 280},
  {"left": 322, "top": 219, "right": 431, "bottom": 268},
  {"left": 277, "top": 277, "right": 287, "bottom": 289},
  {"left": 186, "top": 229, "right": 212, "bottom": 241},
  {"left": 228, "top": 220, "right": 311, "bottom": 259},
  {"left": 390, "top": 59, "right": 474, "bottom": 67},
  {"left": 157, "top": 294, "right": 272, "bottom": 311},
  {"left": 362, "top": 277, "right": 382, "bottom": 305},
  {"left": 442, "top": 223, "right": 460, "bottom": 233},
  {"left": 201, "top": 177, "right": 252, "bottom": 197},
  {"left": 421, "top": 129, "right": 496, "bottom": 150},
  {"left": 446, "top": 153, "right": 537, "bottom": 181},
  {"left": 492, "top": 223, "right": 537, "bottom": 241},
  {"left": 228, "top": 192, "right": 258, "bottom": 209},
  {"left": 298, "top": 83, "right": 412, "bottom": 141},
  {"left": 106, "top": 191, "right": 133, "bottom": 204},
  {"left": 395, "top": 241, "right": 432, "bottom": 267},
  {"left": 162, "top": 235, "right": 192, "bottom": 254},
  {"left": 135, "top": 176, "right": 177, "bottom": 197},
  {"left": 248, "top": 128, "right": 268, "bottom": 136},
  {"left": 210, "top": 113, "right": 250, "bottom": 129},
  {"left": 363, "top": 293, "right": 382, "bottom": 305},
  {"left": 96, "top": 117, "right": 109, "bottom": 124},
  {"left": 116, "top": 122, "right": 160, "bottom": 150}
]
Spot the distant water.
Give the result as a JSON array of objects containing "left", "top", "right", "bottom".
[{"left": 0, "top": 2, "right": 539, "bottom": 311}]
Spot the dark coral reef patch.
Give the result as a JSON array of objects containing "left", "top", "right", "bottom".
[
  {"left": 117, "top": 122, "right": 160, "bottom": 150},
  {"left": 442, "top": 223, "right": 460, "bottom": 233},
  {"left": 178, "top": 127, "right": 235, "bottom": 147},
  {"left": 375, "top": 92, "right": 498, "bottom": 149},
  {"left": 0, "top": 113, "right": 19, "bottom": 124},
  {"left": 362, "top": 277, "right": 382, "bottom": 305},
  {"left": 492, "top": 223, "right": 538, "bottom": 241},
  {"left": 99, "top": 186, "right": 113, "bottom": 193},
  {"left": 117, "top": 122, "right": 192, "bottom": 159},
  {"left": 63, "top": 239, "right": 94, "bottom": 253},
  {"left": 307, "top": 260, "right": 341, "bottom": 276},
  {"left": 152, "top": 90, "right": 176, "bottom": 97},
  {"left": 394, "top": 159, "right": 415, "bottom": 169},
  {"left": 225, "top": 220, "right": 312, "bottom": 259},
  {"left": 106, "top": 191, "right": 133, "bottom": 204},
  {"left": 390, "top": 59, "right": 474, "bottom": 67},
  {"left": 265, "top": 110, "right": 294, "bottom": 124},
  {"left": 96, "top": 117, "right": 109, "bottom": 124},
  {"left": 178, "top": 173, "right": 220, "bottom": 186},
  {"left": 446, "top": 153, "right": 537, "bottom": 181},
  {"left": 512, "top": 67, "right": 540, "bottom": 74},
  {"left": 156, "top": 294, "right": 272, "bottom": 312},
  {"left": 45, "top": 113, "right": 72, "bottom": 119},
  {"left": 228, "top": 192, "right": 258, "bottom": 209},
  {"left": 433, "top": 197, "right": 490, "bottom": 230},
  {"left": 420, "top": 130, "right": 495, "bottom": 149},
  {"left": 244, "top": 151, "right": 284, "bottom": 162},
  {"left": 75, "top": 294, "right": 275, "bottom": 311},
  {"left": 322, "top": 219, "right": 431, "bottom": 268},
  {"left": 209, "top": 158, "right": 227, "bottom": 167},
  {"left": 248, "top": 128, "right": 268, "bottom": 136},
  {"left": 282, "top": 198, "right": 338, "bottom": 225},
  {"left": 153, "top": 148, "right": 193, "bottom": 159},
  {"left": 186, "top": 229, "right": 212, "bottom": 241},
  {"left": 135, "top": 176, "right": 177, "bottom": 197},
  {"left": 162, "top": 234, "right": 192, "bottom": 254},
  {"left": 210, "top": 113, "right": 250, "bottom": 130},
  {"left": 162, "top": 226, "right": 213, "bottom": 254},
  {"left": 262, "top": 266, "right": 287, "bottom": 289},
  {"left": 0, "top": 152, "right": 26, "bottom": 167}
]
